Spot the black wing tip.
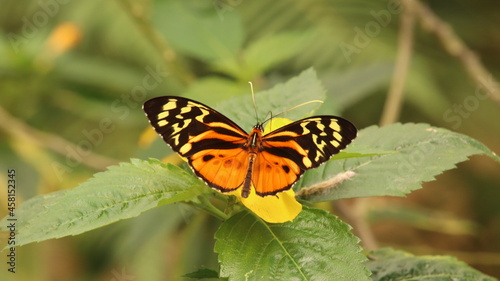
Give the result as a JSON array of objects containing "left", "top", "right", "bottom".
[
  {"left": 310, "top": 114, "right": 358, "bottom": 146},
  {"left": 340, "top": 118, "right": 358, "bottom": 140},
  {"left": 143, "top": 96, "right": 177, "bottom": 110}
]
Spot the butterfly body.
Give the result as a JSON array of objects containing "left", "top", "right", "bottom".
[{"left": 143, "top": 96, "right": 357, "bottom": 198}]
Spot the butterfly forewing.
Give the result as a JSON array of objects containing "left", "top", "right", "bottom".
[
  {"left": 251, "top": 116, "right": 357, "bottom": 196},
  {"left": 143, "top": 96, "right": 250, "bottom": 192},
  {"left": 271, "top": 116, "right": 356, "bottom": 166}
]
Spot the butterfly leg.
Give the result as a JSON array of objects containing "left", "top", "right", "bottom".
[{"left": 241, "top": 153, "right": 257, "bottom": 198}]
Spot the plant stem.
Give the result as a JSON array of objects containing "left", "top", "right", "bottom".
[
  {"left": 196, "top": 195, "right": 230, "bottom": 221},
  {"left": 336, "top": 199, "right": 378, "bottom": 250},
  {"left": 380, "top": 0, "right": 416, "bottom": 126},
  {"left": 350, "top": 0, "right": 417, "bottom": 251},
  {"left": 0, "top": 106, "right": 117, "bottom": 170},
  {"left": 410, "top": 0, "right": 500, "bottom": 104}
]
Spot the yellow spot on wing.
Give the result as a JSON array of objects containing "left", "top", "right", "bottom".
[
  {"left": 330, "top": 121, "right": 340, "bottom": 131},
  {"left": 302, "top": 157, "right": 312, "bottom": 167},
  {"left": 316, "top": 122, "right": 325, "bottom": 131},
  {"left": 171, "top": 134, "right": 180, "bottom": 146},
  {"left": 180, "top": 107, "right": 192, "bottom": 114},
  {"left": 179, "top": 143, "right": 192, "bottom": 154},
  {"left": 194, "top": 108, "right": 210, "bottom": 122},
  {"left": 300, "top": 122, "right": 310, "bottom": 134},
  {"left": 162, "top": 102, "right": 177, "bottom": 111},
  {"left": 158, "top": 111, "right": 169, "bottom": 119},
  {"left": 333, "top": 132, "right": 342, "bottom": 141},
  {"left": 158, "top": 120, "right": 168, "bottom": 127},
  {"left": 173, "top": 119, "right": 191, "bottom": 131}
]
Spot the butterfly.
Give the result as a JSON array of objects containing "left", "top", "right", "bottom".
[{"left": 143, "top": 96, "right": 357, "bottom": 198}]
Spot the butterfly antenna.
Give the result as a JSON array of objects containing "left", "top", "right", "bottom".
[
  {"left": 249, "top": 82, "right": 259, "bottom": 123},
  {"left": 269, "top": 111, "right": 274, "bottom": 131},
  {"left": 262, "top": 100, "right": 324, "bottom": 124}
]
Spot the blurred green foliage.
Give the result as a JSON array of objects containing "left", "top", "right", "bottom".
[{"left": 0, "top": 0, "right": 499, "bottom": 280}]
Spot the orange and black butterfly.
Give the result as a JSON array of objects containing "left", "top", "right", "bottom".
[{"left": 143, "top": 96, "right": 357, "bottom": 198}]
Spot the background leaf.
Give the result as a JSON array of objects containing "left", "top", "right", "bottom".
[
  {"left": 215, "top": 68, "right": 326, "bottom": 131},
  {"left": 296, "top": 123, "right": 500, "bottom": 201},
  {"left": 214, "top": 207, "right": 370, "bottom": 281},
  {"left": 0, "top": 159, "right": 203, "bottom": 248},
  {"left": 214, "top": 32, "right": 308, "bottom": 81},
  {"left": 319, "top": 62, "right": 394, "bottom": 114},
  {"left": 366, "top": 248, "right": 497, "bottom": 281},
  {"left": 154, "top": 1, "right": 244, "bottom": 61},
  {"left": 181, "top": 77, "right": 248, "bottom": 105}
]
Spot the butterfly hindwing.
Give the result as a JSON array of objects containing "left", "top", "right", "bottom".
[
  {"left": 143, "top": 96, "right": 250, "bottom": 192},
  {"left": 252, "top": 116, "right": 357, "bottom": 196},
  {"left": 189, "top": 147, "right": 249, "bottom": 193},
  {"left": 252, "top": 151, "right": 303, "bottom": 196}
]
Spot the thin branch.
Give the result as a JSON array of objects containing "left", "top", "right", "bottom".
[
  {"left": 410, "top": 0, "right": 500, "bottom": 103},
  {"left": 380, "top": 0, "right": 416, "bottom": 126},
  {"left": 348, "top": 0, "right": 417, "bottom": 251},
  {"left": 0, "top": 106, "right": 117, "bottom": 170},
  {"left": 116, "top": 0, "right": 195, "bottom": 86},
  {"left": 336, "top": 199, "right": 379, "bottom": 251}
]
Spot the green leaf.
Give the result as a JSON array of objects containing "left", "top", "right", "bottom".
[
  {"left": 331, "top": 145, "right": 398, "bottom": 161},
  {"left": 153, "top": 1, "right": 243, "bottom": 61},
  {"left": 320, "top": 62, "right": 394, "bottom": 112},
  {"left": 296, "top": 123, "right": 500, "bottom": 201},
  {"left": 215, "top": 68, "right": 326, "bottom": 130},
  {"left": 243, "top": 33, "right": 307, "bottom": 73},
  {"left": 214, "top": 207, "right": 370, "bottom": 281},
  {"left": 182, "top": 77, "right": 248, "bottom": 105},
  {"left": 366, "top": 248, "right": 497, "bottom": 281},
  {"left": 0, "top": 159, "right": 202, "bottom": 249},
  {"left": 214, "top": 32, "right": 308, "bottom": 81}
]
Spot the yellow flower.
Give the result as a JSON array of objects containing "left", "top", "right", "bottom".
[
  {"left": 229, "top": 118, "right": 302, "bottom": 223},
  {"left": 46, "top": 22, "right": 82, "bottom": 55},
  {"left": 230, "top": 187, "right": 301, "bottom": 223},
  {"left": 36, "top": 22, "right": 82, "bottom": 71}
]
